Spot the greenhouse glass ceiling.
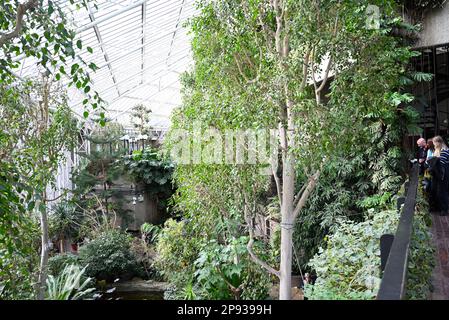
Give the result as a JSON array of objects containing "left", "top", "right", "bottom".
[{"left": 16, "top": 0, "right": 197, "bottom": 129}]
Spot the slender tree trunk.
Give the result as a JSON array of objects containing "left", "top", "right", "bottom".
[
  {"left": 279, "top": 142, "right": 296, "bottom": 300},
  {"left": 37, "top": 195, "right": 49, "bottom": 300}
]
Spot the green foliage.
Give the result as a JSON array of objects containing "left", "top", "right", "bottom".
[
  {"left": 194, "top": 237, "right": 270, "bottom": 300},
  {"left": 1, "top": 78, "right": 78, "bottom": 299},
  {"left": 304, "top": 209, "right": 399, "bottom": 300},
  {"left": 160, "top": 0, "right": 430, "bottom": 299},
  {"left": 154, "top": 219, "right": 202, "bottom": 286},
  {"left": 0, "top": 166, "right": 40, "bottom": 299},
  {"left": 155, "top": 219, "right": 270, "bottom": 300},
  {"left": 48, "top": 253, "right": 81, "bottom": 277},
  {"left": 49, "top": 201, "right": 84, "bottom": 241},
  {"left": 140, "top": 223, "right": 162, "bottom": 244},
  {"left": 0, "top": 0, "right": 103, "bottom": 117},
  {"left": 121, "top": 148, "right": 175, "bottom": 212},
  {"left": 45, "top": 264, "right": 95, "bottom": 300},
  {"left": 406, "top": 189, "right": 435, "bottom": 299},
  {"left": 71, "top": 124, "right": 132, "bottom": 229},
  {"left": 401, "top": 0, "right": 447, "bottom": 9},
  {"left": 78, "top": 230, "right": 141, "bottom": 282},
  {"left": 304, "top": 185, "right": 435, "bottom": 300}
]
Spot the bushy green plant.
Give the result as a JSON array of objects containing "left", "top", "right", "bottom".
[
  {"left": 48, "top": 253, "right": 81, "bottom": 277},
  {"left": 78, "top": 230, "right": 141, "bottom": 282},
  {"left": 155, "top": 219, "right": 270, "bottom": 300},
  {"left": 46, "top": 264, "right": 95, "bottom": 300},
  {"left": 304, "top": 209, "right": 400, "bottom": 300},
  {"left": 154, "top": 219, "right": 203, "bottom": 287},
  {"left": 193, "top": 237, "right": 270, "bottom": 300},
  {"left": 305, "top": 185, "right": 435, "bottom": 300}
]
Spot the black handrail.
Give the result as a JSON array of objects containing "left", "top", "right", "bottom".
[{"left": 377, "top": 163, "right": 419, "bottom": 300}]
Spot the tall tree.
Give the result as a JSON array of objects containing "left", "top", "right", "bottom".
[{"left": 173, "top": 0, "right": 405, "bottom": 299}]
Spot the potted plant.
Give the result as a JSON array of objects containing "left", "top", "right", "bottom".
[{"left": 49, "top": 201, "right": 84, "bottom": 254}]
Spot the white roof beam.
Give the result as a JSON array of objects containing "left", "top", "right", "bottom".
[{"left": 86, "top": 1, "right": 121, "bottom": 97}]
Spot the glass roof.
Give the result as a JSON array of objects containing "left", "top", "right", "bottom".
[{"left": 17, "top": 0, "right": 197, "bottom": 129}]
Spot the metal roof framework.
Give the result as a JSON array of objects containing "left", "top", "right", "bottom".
[{"left": 17, "top": 0, "right": 197, "bottom": 129}]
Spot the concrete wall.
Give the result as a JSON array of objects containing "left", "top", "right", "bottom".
[
  {"left": 416, "top": 4, "right": 449, "bottom": 48},
  {"left": 104, "top": 176, "right": 165, "bottom": 231}
]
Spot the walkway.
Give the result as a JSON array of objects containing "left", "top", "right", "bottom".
[{"left": 431, "top": 214, "right": 449, "bottom": 299}]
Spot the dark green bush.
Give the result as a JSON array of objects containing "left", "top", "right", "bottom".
[
  {"left": 48, "top": 253, "right": 81, "bottom": 277},
  {"left": 78, "top": 230, "right": 142, "bottom": 282}
]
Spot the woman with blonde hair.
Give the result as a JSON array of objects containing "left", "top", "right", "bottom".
[{"left": 432, "top": 136, "right": 449, "bottom": 216}]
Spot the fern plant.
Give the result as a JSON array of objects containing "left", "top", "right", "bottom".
[{"left": 46, "top": 264, "right": 95, "bottom": 300}]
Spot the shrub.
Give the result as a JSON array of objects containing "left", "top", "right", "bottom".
[
  {"left": 154, "top": 219, "right": 203, "bottom": 282},
  {"left": 48, "top": 253, "right": 82, "bottom": 277},
  {"left": 78, "top": 230, "right": 141, "bottom": 282},
  {"left": 155, "top": 219, "right": 270, "bottom": 300},
  {"left": 304, "top": 209, "right": 399, "bottom": 300},
  {"left": 49, "top": 201, "right": 84, "bottom": 242}
]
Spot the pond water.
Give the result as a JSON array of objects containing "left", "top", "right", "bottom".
[{"left": 100, "top": 290, "right": 164, "bottom": 300}]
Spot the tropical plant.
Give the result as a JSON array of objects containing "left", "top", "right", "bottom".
[
  {"left": 49, "top": 201, "right": 84, "bottom": 250},
  {"left": 45, "top": 264, "right": 95, "bottom": 300},
  {"left": 1, "top": 76, "right": 79, "bottom": 299},
  {"left": 140, "top": 223, "right": 162, "bottom": 244},
  {"left": 304, "top": 209, "right": 399, "bottom": 300},
  {"left": 193, "top": 237, "right": 270, "bottom": 300},
  {"left": 130, "top": 104, "right": 152, "bottom": 135},
  {"left": 0, "top": 165, "right": 40, "bottom": 299},
  {"left": 71, "top": 124, "right": 132, "bottom": 229}
]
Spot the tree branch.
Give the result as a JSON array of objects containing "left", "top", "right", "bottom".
[
  {"left": 292, "top": 170, "right": 320, "bottom": 219},
  {"left": 0, "top": 0, "right": 39, "bottom": 47},
  {"left": 233, "top": 46, "right": 263, "bottom": 85},
  {"left": 243, "top": 196, "right": 280, "bottom": 279},
  {"left": 316, "top": 55, "right": 333, "bottom": 94}
]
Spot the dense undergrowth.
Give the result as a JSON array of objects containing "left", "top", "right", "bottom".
[{"left": 304, "top": 183, "right": 434, "bottom": 300}]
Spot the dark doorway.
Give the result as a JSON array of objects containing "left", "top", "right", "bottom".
[{"left": 410, "top": 43, "right": 449, "bottom": 140}]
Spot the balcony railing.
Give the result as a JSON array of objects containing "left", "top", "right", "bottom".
[{"left": 377, "top": 163, "right": 419, "bottom": 300}]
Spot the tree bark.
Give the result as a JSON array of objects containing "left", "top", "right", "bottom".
[{"left": 279, "top": 116, "right": 296, "bottom": 300}]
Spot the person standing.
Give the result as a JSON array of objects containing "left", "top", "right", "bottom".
[
  {"left": 416, "top": 138, "right": 427, "bottom": 175},
  {"left": 425, "top": 139, "right": 437, "bottom": 211},
  {"left": 426, "top": 139, "right": 435, "bottom": 162},
  {"left": 432, "top": 136, "right": 449, "bottom": 216}
]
